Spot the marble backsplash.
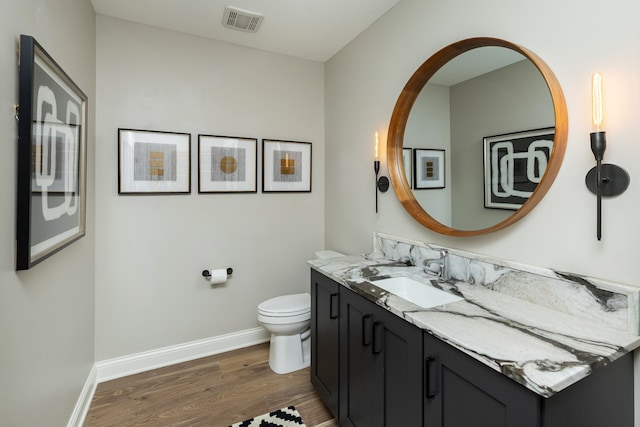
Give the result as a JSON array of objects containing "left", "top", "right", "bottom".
[{"left": 373, "top": 232, "right": 640, "bottom": 335}]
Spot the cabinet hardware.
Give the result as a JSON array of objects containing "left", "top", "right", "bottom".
[
  {"left": 372, "top": 321, "right": 383, "bottom": 354},
  {"left": 425, "top": 355, "right": 439, "bottom": 398},
  {"left": 362, "top": 315, "right": 372, "bottom": 346},
  {"left": 329, "top": 293, "right": 339, "bottom": 319}
]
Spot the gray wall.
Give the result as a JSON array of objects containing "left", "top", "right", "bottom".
[
  {"left": 0, "top": 0, "right": 96, "bottom": 425},
  {"left": 324, "top": 0, "right": 640, "bottom": 421},
  {"left": 94, "top": 16, "right": 325, "bottom": 360}
]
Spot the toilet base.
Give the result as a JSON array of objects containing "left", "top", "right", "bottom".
[{"left": 268, "top": 328, "right": 311, "bottom": 374}]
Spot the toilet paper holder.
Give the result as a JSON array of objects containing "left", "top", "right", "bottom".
[{"left": 202, "top": 268, "right": 233, "bottom": 279}]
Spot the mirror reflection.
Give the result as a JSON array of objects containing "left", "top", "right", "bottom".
[
  {"left": 404, "top": 47, "right": 554, "bottom": 230},
  {"left": 388, "top": 38, "right": 567, "bottom": 236}
]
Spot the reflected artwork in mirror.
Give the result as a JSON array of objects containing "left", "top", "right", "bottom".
[{"left": 387, "top": 37, "right": 568, "bottom": 236}]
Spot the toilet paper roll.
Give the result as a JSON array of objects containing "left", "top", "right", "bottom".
[{"left": 208, "top": 268, "right": 228, "bottom": 285}]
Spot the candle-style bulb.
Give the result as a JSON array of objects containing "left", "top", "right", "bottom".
[
  {"left": 592, "top": 73, "right": 603, "bottom": 132},
  {"left": 375, "top": 132, "right": 379, "bottom": 160}
]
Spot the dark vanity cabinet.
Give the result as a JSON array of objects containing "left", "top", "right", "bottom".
[
  {"left": 311, "top": 270, "right": 635, "bottom": 427},
  {"left": 310, "top": 270, "right": 422, "bottom": 426},
  {"left": 339, "top": 285, "right": 423, "bottom": 427},
  {"left": 311, "top": 270, "right": 341, "bottom": 418}
]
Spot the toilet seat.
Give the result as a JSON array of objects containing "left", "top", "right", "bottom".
[
  {"left": 257, "top": 250, "right": 343, "bottom": 374},
  {"left": 258, "top": 293, "right": 310, "bottom": 317}
]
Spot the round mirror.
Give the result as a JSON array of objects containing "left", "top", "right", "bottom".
[{"left": 387, "top": 37, "right": 568, "bottom": 237}]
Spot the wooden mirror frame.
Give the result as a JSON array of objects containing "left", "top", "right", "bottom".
[{"left": 387, "top": 37, "right": 568, "bottom": 237}]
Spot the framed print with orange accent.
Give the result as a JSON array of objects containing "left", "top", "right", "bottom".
[
  {"left": 198, "top": 135, "right": 257, "bottom": 193},
  {"left": 262, "top": 139, "right": 311, "bottom": 193},
  {"left": 414, "top": 148, "right": 445, "bottom": 189},
  {"left": 118, "top": 128, "right": 191, "bottom": 194}
]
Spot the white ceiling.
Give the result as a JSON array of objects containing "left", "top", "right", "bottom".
[{"left": 90, "top": 0, "right": 402, "bottom": 62}]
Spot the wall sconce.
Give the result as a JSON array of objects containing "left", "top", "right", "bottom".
[
  {"left": 374, "top": 132, "right": 389, "bottom": 213},
  {"left": 585, "top": 73, "right": 630, "bottom": 240}
]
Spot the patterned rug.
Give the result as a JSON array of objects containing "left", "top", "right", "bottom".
[{"left": 229, "top": 406, "right": 306, "bottom": 427}]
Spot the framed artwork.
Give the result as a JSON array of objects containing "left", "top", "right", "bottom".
[
  {"left": 198, "top": 135, "right": 257, "bottom": 193},
  {"left": 403, "top": 147, "right": 413, "bottom": 189},
  {"left": 414, "top": 149, "right": 445, "bottom": 189},
  {"left": 16, "top": 35, "right": 88, "bottom": 270},
  {"left": 262, "top": 139, "right": 312, "bottom": 192},
  {"left": 118, "top": 128, "right": 191, "bottom": 194},
  {"left": 483, "top": 127, "right": 554, "bottom": 210}
]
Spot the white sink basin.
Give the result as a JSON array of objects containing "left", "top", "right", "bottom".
[{"left": 372, "top": 277, "right": 463, "bottom": 308}]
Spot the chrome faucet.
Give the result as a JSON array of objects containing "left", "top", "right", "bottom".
[{"left": 424, "top": 249, "right": 448, "bottom": 280}]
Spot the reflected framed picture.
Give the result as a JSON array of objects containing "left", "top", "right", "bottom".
[
  {"left": 118, "top": 128, "right": 191, "bottom": 194},
  {"left": 414, "top": 149, "right": 445, "bottom": 189},
  {"left": 483, "top": 127, "right": 554, "bottom": 210},
  {"left": 403, "top": 147, "right": 413, "bottom": 189},
  {"left": 262, "top": 139, "right": 312, "bottom": 192},
  {"left": 16, "top": 35, "right": 88, "bottom": 270},
  {"left": 198, "top": 135, "right": 257, "bottom": 193}
]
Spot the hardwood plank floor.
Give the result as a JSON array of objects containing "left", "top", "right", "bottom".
[{"left": 84, "top": 343, "right": 338, "bottom": 427}]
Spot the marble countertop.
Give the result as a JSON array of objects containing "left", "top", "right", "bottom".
[{"left": 309, "top": 253, "right": 640, "bottom": 398}]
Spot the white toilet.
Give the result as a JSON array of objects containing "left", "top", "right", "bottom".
[{"left": 258, "top": 250, "right": 344, "bottom": 374}]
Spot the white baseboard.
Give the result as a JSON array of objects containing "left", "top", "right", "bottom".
[
  {"left": 96, "top": 327, "right": 270, "bottom": 382},
  {"left": 67, "top": 364, "right": 97, "bottom": 427}
]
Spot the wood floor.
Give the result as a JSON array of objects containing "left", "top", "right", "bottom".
[{"left": 84, "top": 343, "right": 338, "bottom": 427}]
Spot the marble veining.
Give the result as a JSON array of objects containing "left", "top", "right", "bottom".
[
  {"left": 373, "top": 232, "right": 640, "bottom": 335},
  {"left": 309, "top": 234, "right": 640, "bottom": 398}
]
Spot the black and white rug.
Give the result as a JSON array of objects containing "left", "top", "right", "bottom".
[{"left": 229, "top": 405, "right": 306, "bottom": 427}]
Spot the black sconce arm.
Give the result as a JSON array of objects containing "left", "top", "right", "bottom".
[{"left": 585, "top": 131, "right": 630, "bottom": 240}]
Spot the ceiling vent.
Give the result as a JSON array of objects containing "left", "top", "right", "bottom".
[{"left": 222, "top": 6, "right": 264, "bottom": 33}]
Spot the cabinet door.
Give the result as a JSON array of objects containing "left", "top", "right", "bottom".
[
  {"left": 340, "top": 288, "right": 423, "bottom": 427},
  {"left": 375, "top": 301, "right": 423, "bottom": 427},
  {"left": 310, "top": 270, "right": 341, "bottom": 418},
  {"left": 339, "top": 288, "right": 382, "bottom": 427},
  {"left": 423, "top": 332, "right": 539, "bottom": 427}
]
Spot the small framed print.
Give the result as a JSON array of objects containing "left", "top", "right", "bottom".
[
  {"left": 118, "top": 128, "right": 191, "bottom": 194},
  {"left": 262, "top": 139, "right": 312, "bottom": 193},
  {"left": 403, "top": 147, "right": 413, "bottom": 189},
  {"left": 483, "top": 127, "right": 554, "bottom": 210},
  {"left": 414, "top": 149, "right": 445, "bottom": 189},
  {"left": 198, "top": 135, "right": 257, "bottom": 193}
]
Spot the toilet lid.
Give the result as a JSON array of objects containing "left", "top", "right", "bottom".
[{"left": 258, "top": 293, "right": 310, "bottom": 316}]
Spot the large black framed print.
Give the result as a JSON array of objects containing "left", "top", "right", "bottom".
[{"left": 16, "top": 35, "right": 88, "bottom": 270}]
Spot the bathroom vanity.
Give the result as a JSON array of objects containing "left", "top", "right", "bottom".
[{"left": 309, "top": 234, "right": 640, "bottom": 427}]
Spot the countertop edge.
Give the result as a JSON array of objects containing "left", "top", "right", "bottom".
[{"left": 309, "top": 258, "right": 640, "bottom": 398}]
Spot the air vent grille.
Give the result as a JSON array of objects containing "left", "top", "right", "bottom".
[{"left": 222, "top": 6, "right": 264, "bottom": 33}]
